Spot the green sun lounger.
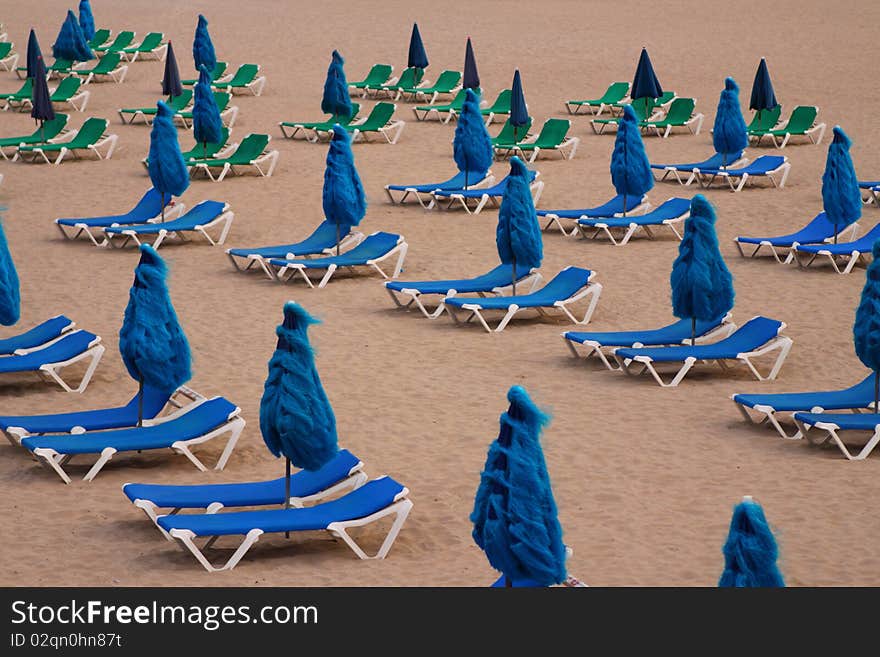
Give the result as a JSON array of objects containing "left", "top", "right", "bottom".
[
  {"left": 753, "top": 105, "right": 826, "bottom": 148},
  {"left": 93, "top": 30, "right": 135, "bottom": 54},
  {"left": 143, "top": 127, "right": 234, "bottom": 168},
  {"left": 119, "top": 32, "right": 167, "bottom": 61},
  {"left": 481, "top": 89, "right": 511, "bottom": 123},
  {"left": 87, "top": 28, "right": 112, "bottom": 50},
  {"left": 50, "top": 76, "right": 90, "bottom": 112},
  {"left": 396, "top": 69, "right": 461, "bottom": 103},
  {"left": 610, "top": 90, "right": 676, "bottom": 116},
  {"left": 118, "top": 89, "right": 193, "bottom": 124},
  {"left": 348, "top": 63, "right": 393, "bottom": 90},
  {"left": 590, "top": 100, "right": 654, "bottom": 134},
  {"left": 747, "top": 105, "right": 782, "bottom": 135},
  {"left": 181, "top": 61, "right": 228, "bottom": 86},
  {"left": 491, "top": 117, "right": 532, "bottom": 147},
  {"left": 494, "top": 118, "right": 579, "bottom": 163},
  {"left": 210, "top": 63, "right": 266, "bottom": 96},
  {"left": 413, "top": 87, "right": 474, "bottom": 123},
  {"left": 345, "top": 102, "right": 405, "bottom": 144},
  {"left": 16, "top": 117, "right": 117, "bottom": 165},
  {"left": 188, "top": 133, "right": 279, "bottom": 182},
  {"left": 16, "top": 57, "right": 73, "bottom": 80},
  {"left": 639, "top": 97, "right": 704, "bottom": 138},
  {"left": 69, "top": 52, "right": 129, "bottom": 83},
  {"left": 278, "top": 103, "right": 361, "bottom": 141},
  {"left": 364, "top": 66, "right": 424, "bottom": 98},
  {"left": 566, "top": 82, "right": 630, "bottom": 115},
  {"left": 173, "top": 91, "right": 237, "bottom": 128},
  {"left": 0, "top": 78, "right": 32, "bottom": 110},
  {"left": 0, "top": 114, "right": 69, "bottom": 159},
  {"left": 0, "top": 41, "right": 18, "bottom": 71}
]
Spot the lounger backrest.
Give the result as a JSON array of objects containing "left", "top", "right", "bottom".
[
  {"left": 538, "top": 266, "right": 593, "bottom": 297},
  {"left": 395, "top": 67, "right": 421, "bottom": 89},
  {"left": 363, "top": 63, "right": 393, "bottom": 85},
  {"left": 93, "top": 52, "right": 122, "bottom": 73},
  {"left": 183, "top": 126, "right": 230, "bottom": 159},
  {"left": 449, "top": 88, "right": 469, "bottom": 110},
  {"left": 131, "top": 188, "right": 167, "bottom": 219},
  {"left": 39, "top": 113, "right": 69, "bottom": 139},
  {"left": 489, "top": 89, "right": 512, "bottom": 113},
  {"left": 663, "top": 97, "right": 696, "bottom": 123},
  {"left": 131, "top": 32, "right": 163, "bottom": 51},
  {"left": 13, "top": 78, "right": 32, "bottom": 97},
  {"left": 103, "top": 31, "right": 135, "bottom": 51},
  {"left": 747, "top": 105, "right": 781, "bottom": 131},
  {"left": 346, "top": 102, "right": 361, "bottom": 121},
  {"left": 855, "top": 223, "right": 880, "bottom": 244},
  {"left": 51, "top": 76, "right": 82, "bottom": 100},
  {"left": 88, "top": 28, "right": 111, "bottom": 48},
  {"left": 783, "top": 105, "right": 818, "bottom": 133},
  {"left": 48, "top": 58, "right": 73, "bottom": 72},
  {"left": 359, "top": 102, "right": 396, "bottom": 129},
  {"left": 0, "top": 42, "right": 11, "bottom": 58},
  {"left": 433, "top": 70, "right": 462, "bottom": 90},
  {"left": 649, "top": 197, "right": 691, "bottom": 220},
  {"left": 228, "top": 134, "right": 270, "bottom": 162},
  {"left": 227, "top": 63, "right": 259, "bottom": 86},
  {"left": 600, "top": 82, "right": 630, "bottom": 103},
  {"left": 718, "top": 316, "right": 783, "bottom": 352},
  {"left": 344, "top": 232, "right": 401, "bottom": 259},
  {"left": 209, "top": 61, "right": 228, "bottom": 80},
  {"left": 169, "top": 89, "right": 194, "bottom": 111},
  {"left": 747, "top": 155, "right": 786, "bottom": 172},
  {"left": 212, "top": 91, "right": 231, "bottom": 112},
  {"left": 495, "top": 117, "right": 532, "bottom": 143},
  {"left": 533, "top": 118, "right": 570, "bottom": 147},
  {"left": 165, "top": 200, "right": 227, "bottom": 229},
  {"left": 0, "top": 330, "right": 99, "bottom": 371},
  {"left": 68, "top": 118, "right": 108, "bottom": 147}
]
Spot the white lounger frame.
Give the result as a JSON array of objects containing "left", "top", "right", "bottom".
[
  {"left": 75, "top": 61, "right": 129, "bottom": 85},
  {"left": 540, "top": 199, "right": 651, "bottom": 237},
  {"left": 214, "top": 73, "right": 266, "bottom": 97},
  {"left": 655, "top": 156, "right": 749, "bottom": 185},
  {"left": 273, "top": 238, "right": 408, "bottom": 288},
  {"left": 614, "top": 319, "right": 793, "bottom": 387},
  {"left": 30, "top": 402, "right": 246, "bottom": 484},
  {"left": 385, "top": 269, "right": 544, "bottom": 320},
  {"left": 574, "top": 205, "right": 689, "bottom": 246},
  {"left": 166, "top": 484, "right": 413, "bottom": 572},
  {"left": 0, "top": 48, "right": 18, "bottom": 72},
  {"left": 730, "top": 394, "right": 874, "bottom": 441},
  {"left": 105, "top": 205, "right": 235, "bottom": 249},
  {"left": 0, "top": 332, "right": 103, "bottom": 393},
  {"left": 734, "top": 222, "right": 860, "bottom": 264},
  {"left": 190, "top": 149, "right": 279, "bottom": 182},
  {"left": 445, "top": 276, "right": 603, "bottom": 333},
  {"left": 55, "top": 202, "right": 186, "bottom": 247},
  {"left": 227, "top": 231, "right": 366, "bottom": 278},
  {"left": 15, "top": 131, "right": 118, "bottom": 165},
  {"left": 494, "top": 136, "right": 580, "bottom": 164},
  {"left": 122, "top": 40, "right": 169, "bottom": 63},
  {"left": 687, "top": 159, "right": 791, "bottom": 192},
  {"left": 565, "top": 313, "right": 737, "bottom": 371},
  {"left": 430, "top": 178, "right": 544, "bottom": 215},
  {"left": 642, "top": 112, "right": 705, "bottom": 139},
  {"left": 793, "top": 417, "right": 880, "bottom": 460},
  {"left": 385, "top": 173, "right": 496, "bottom": 208},
  {"left": 350, "top": 120, "right": 406, "bottom": 145},
  {"left": 793, "top": 242, "right": 874, "bottom": 275}
]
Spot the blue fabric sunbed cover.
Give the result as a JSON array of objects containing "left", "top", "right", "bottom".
[
  {"left": 444, "top": 267, "right": 592, "bottom": 310},
  {"left": 792, "top": 411, "right": 880, "bottom": 431},
  {"left": 734, "top": 374, "right": 875, "bottom": 412},
  {"left": 795, "top": 223, "right": 880, "bottom": 255},
  {"left": 20, "top": 397, "right": 238, "bottom": 456},
  {"left": 432, "top": 170, "right": 537, "bottom": 199},
  {"left": 227, "top": 221, "right": 349, "bottom": 260},
  {"left": 615, "top": 316, "right": 782, "bottom": 362},
  {"left": 578, "top": 197, "right": 690, "bottom": 228},
  {"left": 123, "top": 449, "right": 362, "bottom": 509},
  {"left": 564, "top": 314, "right": 727, "bottom": 348},
  {"left": 386, "top": 170, "right": 488, "bottom": 193},
  {"left": 536, "top": 194, "right": 646, "bottom": 219},
  {"left": 0, "top": 331, "right": 98, "bottom": 374},
  {"left": 0, "top": 315, "right": 73, "bottom": 356},
  {"left": 385, "top": 263, "right": 534, "bottom": 296},
  {"left": 56, "top": 188, "right": 170, "bottom": 228},
  {"left": 157, "top": 476, "right": 406, "bottom": 537},
  {"left": 696, "top": 155, "right": 785, "bottom": 176},
  {"left": 736, "top": 212, "right": 837, "bottom": 247},
  {"left": 0, "top": 386, "right": 171, "bottom": 434},
  {"left": 651, "top": 151, "right": 744, "bottom": 172},
  {"left": 104, "top": 201, "right": 226, "bottom": 235},
  {"left": 268, "top": 232, "right": 400, "bottom": 270}
]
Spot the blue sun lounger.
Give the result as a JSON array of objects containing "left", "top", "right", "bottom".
[
  {"left": 537, "top": 194, "right": 649, "bottom": 235},
  {"left": 123, "top": 449, "right": 367, "bottom": 532},
  {"left": 574, "top": 197, "right": 691, "bottom": 245},
  {"left": 614, "top": 316, "right": 792, "bottom": 387},
  {"left": 732, "top": 374, "right": 875, "bottom": 440},
  {"left": 443, "top": 266, "right": 601, "bottom": 332},
  {"left": 20, "top": 397, "right": 245, "bottom": 484},
  {"left": 687, "top": 155, "right": 791, "bottom": 192},
  {"left": 0, "top": 330, "right": 104, "bottom": 393},
  {"left": 0, "top": 385, "right": 189, "bottom": 445},
  {"left": 792, "top": 411, "right": 880, "bottom": 460},
  {"left": 429, "top": 169, "right": 542, "bottom": 215},
  {"left": 792, "top": 223, "right": 880, "bottom": 274},
  {"left": 563, "top": 313, "right": 735, "bottom": 370},
  {"left": 55, "top": 188, "right": 183, "bottom": 246},
  {"left": 0, "top": 315, "right": 75, "bottom": 356},
  {"left": 385, "top": 263, "right": 542, "bottom": 319},
  {"left": 268, "top": 231, "right": 408, "bottom": 288},
  {"left": 156, "top": 476, "right": 413, "bottom": 571},
  {"left": 102, "top": 200, "right": 233, "bottom": 249},
  {"left": 734, "top": 212, "right": 859, "bottom": 263},
  {"left": 384, "top": 170, "right": 493, "bottom": 207},
  {"left": 859, "top": 180, "right": 879, "bottom": 205},
  {"left": 226, "top": 221, "right": 365, "bottom": 277},
  {"left": 651, "top": 151, "right": 746, "bottom": 184}
]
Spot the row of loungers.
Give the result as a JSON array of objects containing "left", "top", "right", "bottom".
[
  {"left": 651, "top": 151, "right": 791, "bottom": 192},
  {"left": 1, "top": 76, "right": 90, "bottom": 112},
  {"left": 279, "top": 101, "right": 406, "bottom": 144},
  {"left": 4, "top": 116, "right": 118, "bottom": 165},
  {"left": 119, "top": 90, "right": 239, "bottom": 128}
]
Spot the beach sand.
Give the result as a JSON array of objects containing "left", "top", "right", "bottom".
[{"left": 1, "top": 0, "right": 879, "bottom": 586}]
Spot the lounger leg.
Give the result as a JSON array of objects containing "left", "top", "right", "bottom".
[
  {"left": 326, "top": 498, "right": 413, "bottom": 560},
  {"left": 555, "top": 282, "right": 603, "bottom": 325},
  {"left": 170, "top": 528, "right": 264, "bottom": 572},
  {"left": 738, "top": 337, "right": 793, "bottom": 381},
  {"left": 317, "top": 264, "right": 338, "bottom": 288},
  {"left": 83, "top": 447, "right": 118, "bottom": 481},
  {"left": 623, "top": 356, "right": 697, "bottom": 387},
  {"left": 31, "top": 448, "right": 73, "bottom": 484},
  {"left": 171, "top": 416, "right": 246, "bottom": 472},
  {"left": 490, "top": 305, "right": 520, "bottom": 332},
  {"left": 39, "top": 344, "right": 105, "bottom": 393}
]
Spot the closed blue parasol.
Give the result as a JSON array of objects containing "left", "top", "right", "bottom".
[
  {"left": 712, "top": 77, "right": 749, "bottom": 168},
  {"left": 26, "top": 29, "right": 43, "bottom": 81},
  {"left": 670, "top": 195, "right": 734, "bottom": 344},
  {"left": 260, "top": 301, "right": 338, "bottom": 515},
  {"left": 323, "top": 125, "right": 366, "bottom": 254},
  {"left": 853, "top": 242, "right": 880, "bottom": 408},
  {"left": 719, "top": 496, "right": 785, "bottom": 587},
  {"left": 30, "top": 56, "right": 56, "bottom": 140},
  {"left": 509, "top": 70, "right": 529, "bottom": 142},
  {"left": 822, "top": 126, "right": 861, "bottom": 244},
  {"left": 192, "top": 65, "right": 223, "bottom": 159},
  {"left": 0, "top": 215, "right": 20, "bottom": 327},
  {"left": 453, "top": 88, "right": 493, "bottom": 190},
  {"left": 407, "top": 23, "right": 428, "bottom": 70},
  {"left": 496, "top": 156, "right": 542, "bottom": 293},
  {"left": 193, "top": 14, "right": 216, "bottom": 74},
  {"left": 610, "top": 104, "right": 654, "bottom": 216},
  {"left": 52, "top": 10, "right": 94, "bottom": 62},
  {"left": 631, "top": 47, "right": 662, "bottom": 119},
  {"left": 321, "top": 50, "right": 352, "bottom": 122},
  {"left": 161, "top": 41, "right": 183, "bottom": 98},
  {"left": 471, "top": 385, "right": 567, "bottom": 587},
  {"left": 147, "top": 101, "right": 190, "bottom": 221},
  {"left": 118, "top": 245, "right": 192, "bottom": 425},
  {"left": 78, "top": 0, "right": 96, "bottom": 42},
  {"left": 463, "top": 37, "right": 479, "bottom": 90}
]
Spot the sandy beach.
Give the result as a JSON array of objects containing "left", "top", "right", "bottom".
[{"left": 1, "top": 0, "right": 879, "bottom": 586}]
